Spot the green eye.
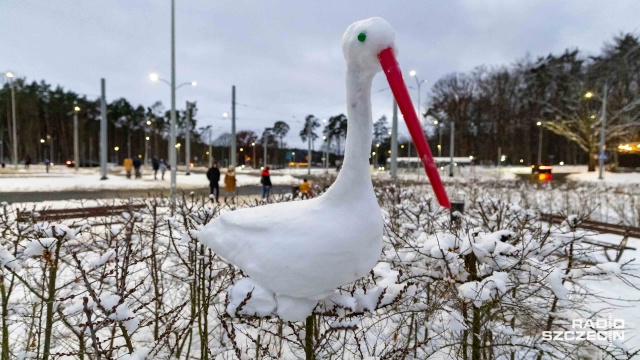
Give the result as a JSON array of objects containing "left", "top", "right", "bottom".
[{"left": 357, "top": 32, "right": 366, "bottom": 42}]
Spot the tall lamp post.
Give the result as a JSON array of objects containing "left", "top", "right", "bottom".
[
  {"left": 149, "top": 72, "right": 196, "bottom": 197},
  {"left": 5, "top": 72, "right": 17, "bottom": 169},
  {"left": 585, "top": 87, "right": 608, "bottom": 180},
  {"left": 223, "top": 112, "right": 231, "bottom": 167},
  {"left": 433, "top": 120, "right": 442, "bottom": 158},
  {"left": 73, "top": 102, "right": 80, "bottom": 171},
  {"left": 409, "top": 70, "right": 427, "bottom": 171},
  {"left": 208, "top": 127, "right": 213, "bottom": 167},
  {"left": 322, "top": 118, "right": 328, "bottom": 172},
  {"left": 536, "top": 121, "right": 544, "bottom": 166},
  {"left": 251, "top": 142, "right": 256, "bottom": 169},
  {"left": 145, "top": 120, "right": 152, "bottom": 169}
]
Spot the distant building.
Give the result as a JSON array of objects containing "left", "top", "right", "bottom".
[{"left": 616, "top": 142, "right": 640, "bottom": 170}]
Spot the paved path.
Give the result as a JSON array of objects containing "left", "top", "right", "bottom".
[{"left": 0, "top": 185, "right": 294, "bottom": 203}]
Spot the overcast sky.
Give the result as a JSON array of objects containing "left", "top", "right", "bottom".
[{"left": 2, "top": 1, "right": 639, "bottom": 148}]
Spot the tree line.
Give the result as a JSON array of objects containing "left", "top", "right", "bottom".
[
  {"left": 0, "top": 79, "right": 352, "bottom": 168},
  {"left": 424, "top": 33, "right": 640, "bottom": 171},
  {"left": 4, "top": 33, "right": 638, "bottom": 171}
]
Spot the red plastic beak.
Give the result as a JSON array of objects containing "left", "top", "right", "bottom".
[{"left": 378, "top": 47, "right": 451, "bottom": 208}]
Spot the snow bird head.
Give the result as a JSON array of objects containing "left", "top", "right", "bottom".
[
  {"left": 343, "top": 17, "right": 451, "bottom": 208},
  {"left": 342, "top": 17, "right": 396, "bottom": 74}
]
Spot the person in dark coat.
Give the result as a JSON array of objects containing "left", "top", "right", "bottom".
[
  {"left": 152, "top": 157, "right": 160, "bottom": 180},
  {"left": 133, "top": 158, "right": 142, "bottom": 178},
  {"left": 206, "top": 162, "right": 221, "bottom": 203},
  {"left": 261, "top": 166, "right": 272, "bottom": 200}
]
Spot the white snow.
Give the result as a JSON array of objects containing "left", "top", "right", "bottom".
[
  {"left": 0, "top": 241, "right": 21, "bottom": 271},
  {"left": 22, "top": 238, "right": 56, "bottom": 257},
  {"left": 567, "top": 171, "right": 640, "bottom": 184},
  {"left": 0, "top": 171, "right": 301, "bottom": 193},
  {"left": 457, "top": 272, "right": 509, "bottom": 307},
  {"left": 226, "top": 278, "right": 277, "bottom": 318},
  {"left": 545, "top": 268, "right": 569, "bottom": 299},
  {"left": 120, "top": 347, "right": 150, "bottom": 360},
  {"left": 87, "top": 249, "right": 116, "bottom": 268}
]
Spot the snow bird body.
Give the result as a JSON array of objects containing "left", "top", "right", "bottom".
[{"left": 198, "top": 17, "right": 448, "bottom": 321}]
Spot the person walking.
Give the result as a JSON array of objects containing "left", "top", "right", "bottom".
[
  {"left": 261, "top": 166, "right": 272, "bottom": 201},
  {"left": 123, "top": 158, "right": 133, "bottom": 179},
  {"left": 133, "top": 158, "right": 142, "bottom": 178},
  {"left": 207, "top": 162, "right": 221, "bottom": 203},
  {"left": 159, "top": 159, "right": 167, "bottom": 180},
  {"left": 224, "top": 165, "right": 237, "bottom": 203},
  {"left": 25, "top": 155, "right": 31, "bottom": 169},
  {"left": 299, "top": 178, "right": 312, "bottom": 199},
  {"left": 152, "top": 157, "right": 160, "bottom": 180}
]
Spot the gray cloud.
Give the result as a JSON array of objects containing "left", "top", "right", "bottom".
[{"left": 2, "top": 0, "right": 638, "bottom": 147}]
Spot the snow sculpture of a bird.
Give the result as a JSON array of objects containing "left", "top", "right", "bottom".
[{"left": 198, "top": 17, "right": 449, "bottom": 321}]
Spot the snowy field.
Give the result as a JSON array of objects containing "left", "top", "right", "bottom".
[
  {"left": 0, "top": 179, "right": 639, "bottom": 359},
  {"left": 1, "top": 164, "right": 637, "bottom": 194},
  {"left": 0, "top": 166, "right": 302, "bottom": 193}
]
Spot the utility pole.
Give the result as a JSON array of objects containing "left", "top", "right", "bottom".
[
  {"left": 307, "top": 126, "right": 311, "bottom": 175},
  {"left": 208, "top": 127, "right": 213, "bottom": 167},
  {"left": 599, "top": 84, "right": 608, "bottom": 180},
  {"left": 169, "top": 0, "right": 177, "bottom": 200},
  {"left": 252, "top": 143, "right": 256, "bottom": 168},
  {"left": 263, "top": 130, "right": 268, "bottom": 168},
  {"left": 73, "top": 101, "right": 80, "bottom": 171},
  {"left": 185, "top": 101, "right": 191, "bottom": 175},
  {"left": 231, "top": 86, "right": 237, "bottom": 167},
  {"left": 537, "top": 121, "right": 543, "bottom": 166},
  {"left": 8, "top": 76, "right": 17, "bottom": 169},
  {"left": 391, "top": 99, "right": 398, "bottom": 179},
  {"left": 449, "top": 121, "right": 455, "bottom": 177},
  {"left": 100, "top": 78, "right": 108, "bottom": 180}
]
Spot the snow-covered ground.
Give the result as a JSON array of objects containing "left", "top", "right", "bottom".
[
  {"left": 1, "top": 164, "right": 638, "bottom": 193},
  {"left": 0, "top": 168, "right": 301, "bottom": 192},
  {"left": 567, "top": 171, "right": 640, "bottom": 184}
]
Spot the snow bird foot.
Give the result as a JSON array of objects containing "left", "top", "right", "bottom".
[{"left": 226, "top": 278, "right": 319, "bottom": 322}]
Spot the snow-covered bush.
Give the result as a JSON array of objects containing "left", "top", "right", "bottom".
[{"left": 0, "top": 181, "right": 638, "bottom": 359}]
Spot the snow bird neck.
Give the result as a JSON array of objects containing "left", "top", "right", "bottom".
[{"left": 333, "top": 17, "right": 397, "bottom": 183}]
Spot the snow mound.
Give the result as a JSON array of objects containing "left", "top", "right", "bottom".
[
  {"left": 23, "top": 238, "right": 56, "bottom": 257},
  {"left": 0, "top": 242, "right": 21, "bottom": 271},
  {"left": 226, "top": 278, "right": 277, "bottom": 317}
]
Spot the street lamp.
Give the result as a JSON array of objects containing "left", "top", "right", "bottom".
[
  {"left": 149, "top": 66, "right": 196, "bottom": 199},
  {"left": 322, "top": 118, "right": 328, "bottom": 172},
  {"left": 322, "top": 135, "right": 328, "bottom": 173},
  {"left": 4, "top": 72, "right": 17, "bottom": 169},
  {"left": 584, "top": 88, "right": 608, "bottom": 180},
  {"left": 73, "top": 103, "right": 81, "bottom": 171},
  {"left": 409, "top": 70, "right": 427, "bottom": 170},
  {"left": 433, "top": 119, "right": 442, "bottom": 159},
  {"left": 251, "top": 142, "right": 256, "bottom": 169},
  {"left": 175, "top": 143, "right": 181, "bottom": 166},
  {"left": 536, "top": 121, "right": 544, "bottom": 166},
  {"left": 114, "top": 146, "right": 120, "bottom": 164}
]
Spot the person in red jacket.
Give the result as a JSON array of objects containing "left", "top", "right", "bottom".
[{"left": 261, "top": 166, "right": 272, "bottom": 200}]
